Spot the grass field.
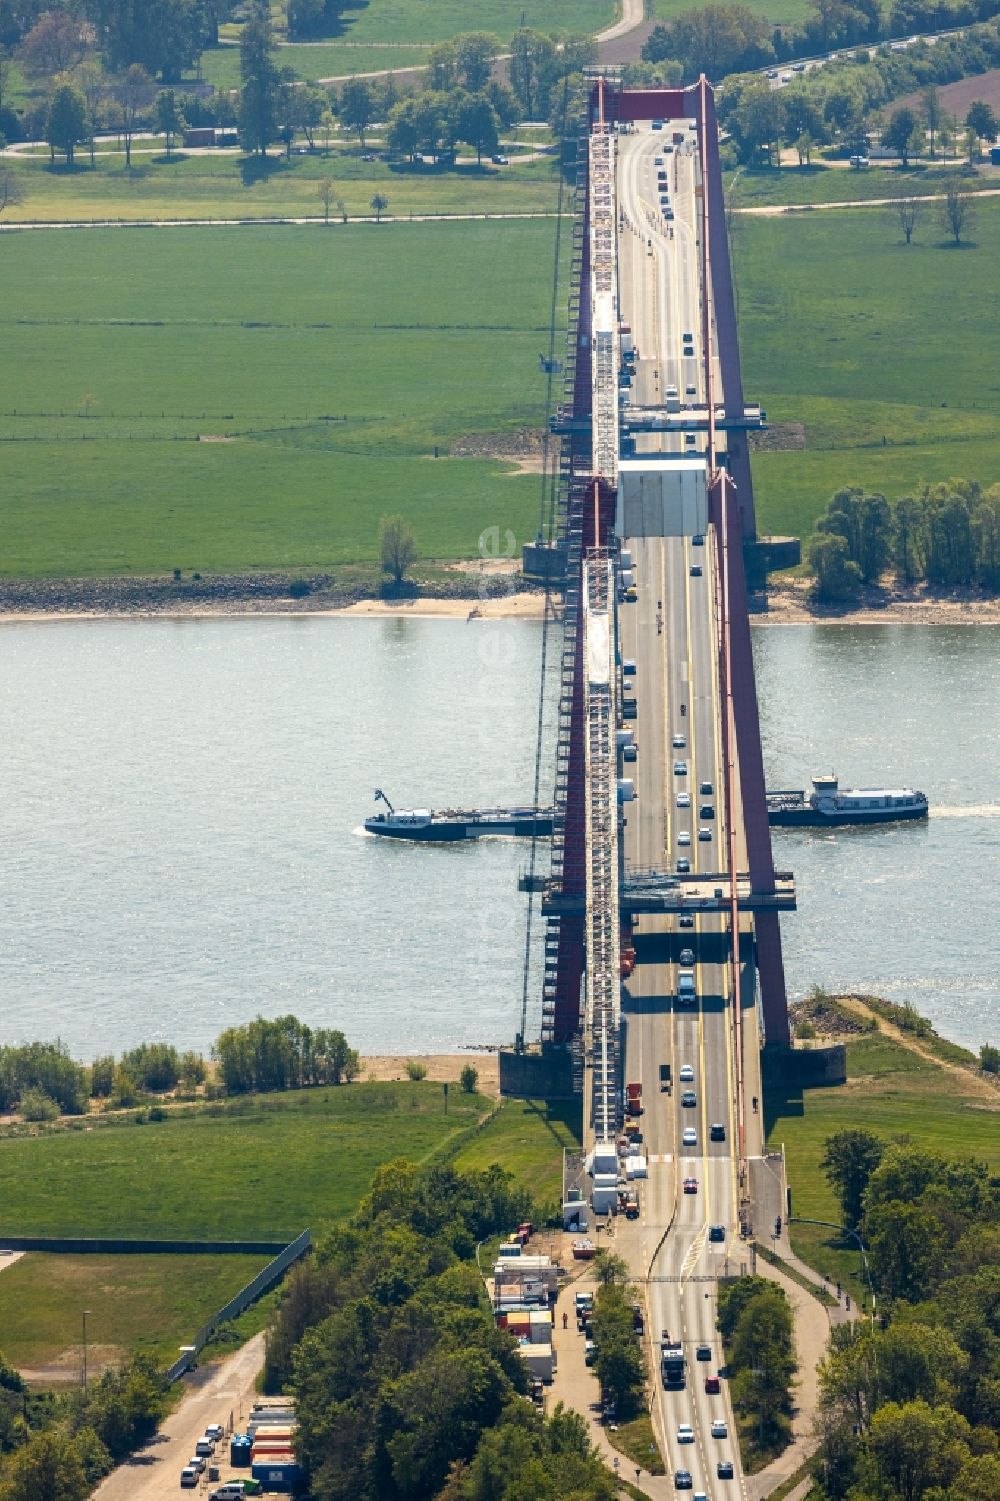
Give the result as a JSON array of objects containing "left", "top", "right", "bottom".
[
  {"left": 278, "top": 0, "right": 615, "bottom": 46},
  {"left": 4, "top": 145, "right": 561, "bottom": 223},
  {"left": 0, "top": 1252, "right": 269, "bottom": 1370},
  {"left": 652, "top": 0, "right": 815, "bottom": 26},
  {"left": 453, "top": 1097, "right": 581, "bottom": 1207},
  {"left": 737, "top": 195, "right": 1000, "bottom": 544},
  {"left": 765, "top": 1032, "right": 1000, "bottom": 1300},
  {"left": 731, "top": 159, "right": 1000, "bottom": 207},
  {"left": 0, "top": 219, "right": 561, "bottom": 577},
  {"left": 195, "top": 40, "right": 432, "bottom": 89},
  {"left": 0, "top": 1083, "right": 491, "bottom": 1240}
]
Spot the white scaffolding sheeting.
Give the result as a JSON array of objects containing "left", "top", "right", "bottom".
[
  {"left": 589, "top": 127, "right": 620, "bottom": 486},
  {"left": 583, "top": 554, "right": 621, "bottom": 1150}
]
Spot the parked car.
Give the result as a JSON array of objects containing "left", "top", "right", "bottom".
[
  {"left": 491, "top": 152, "right": 509, "bottom": 164},
  {"left": 180, "top": 1469, "right": 199, "bottom": 1489}
]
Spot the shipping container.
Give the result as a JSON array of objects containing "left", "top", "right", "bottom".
[{"left": 250, "top": 1455, "right": 302, "bottom": 1493}]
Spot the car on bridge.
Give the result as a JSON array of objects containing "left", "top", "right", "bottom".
[
  {"left": 678, "top": 831, "right": 691, "bottom": 846},
  {"left": 677, "top": 858, "right": 691, "bottom": 873},
  {"left": 674, "top": 761, "right": 688, "bottom": 776},
  {"left": 697, "top": 1344, "right": 713, "bottom": 1361},
  {"left": 698, "top": 828, "right": 712, "bottom": 841},
  {"left": 673, "top": 734, "right": 686, "bottom": 748},
  {"left": 679, "top": 914, "right": 694, "bottom": 928},
  {"left": 677, "top": 1424, "right": 695, "bottom": 1444},
  {"left": 682, "top": 1127, "right": 698, "bottom": 1147},
  {"left": 681, "top": 1090, "right": 697, "bottom": 1107},
  {"left": 679, "top": 1063, "right": 694, "bottom": 1081},
  {"left": 693, "top": 534, "right": 704, "bottom": 546},
  {"left": 690, "top": 564, "right": 703, "bottom": 577},
  {"left": 677, "top": 791, "right": 691, "bottom": 807},
  {"left": 710, "top": 1123, "right": 726, "bottom": 1141},
  {"left": 709, "top": 1225, "right": 725, "bottom": 1243},
  {"left": 700, "top": 781, "right": 713, "bottom": 796},
  {"left": 679, "top": 948, "right": 694, "bottom": 965},
  {"left": 718, "top": 1461, "right": 734, "bottom": 1479},
  {"left": 675, "top": 1470, "right": 693, "bottom": 1488},
  {"left": 683, "top": 1177, "right": 698, "bottom": 1193},
  {"left": 711, "top": 1420, "right": 728, "bottom": 1439},
  {"left": 705, "top": 1374, "right": 721, "bottom": 1394}
]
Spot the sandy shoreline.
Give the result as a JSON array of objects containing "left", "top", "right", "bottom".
[
  {"left": 1, "top": 579, "right": 998, "bottom": 626},
  {"left": 359, "top": 1051, "right": 501, "bottom": 1096}
]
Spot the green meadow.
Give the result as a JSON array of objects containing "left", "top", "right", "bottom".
[
  {"left": 737, "top": 195, "right": 1000, "bottom": 545},
  {"left": 1, "top": 219, "right": 562, "bottom": 577},
  {"left": 4, "top": 145, "right": 561, "bottom": 223}
]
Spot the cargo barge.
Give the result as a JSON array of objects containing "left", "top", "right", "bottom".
[
  {"left": 767, "top": 774, "right": 928, "bottom": 827},
  {"left": 365, "top": 790, "right": 553, "bottom": 842}
]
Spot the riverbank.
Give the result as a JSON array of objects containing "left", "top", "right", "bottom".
[{"left": 1, "top": 575, "right": 999, "bottom": 625}]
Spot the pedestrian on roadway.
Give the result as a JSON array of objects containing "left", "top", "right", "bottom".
[{"left": 562, "top": 1311, "right": 568, "bottom": 1330}]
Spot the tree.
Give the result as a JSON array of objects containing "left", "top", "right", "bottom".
[
  {"left": 508, "top": 28, "right": 555, "bottom": 119},
  {"left": 940, "top": 177, "right": 974, "bottom": 244},
  {"left": 0, "top": 1427, "right": 90, "bottom": 1501},
  {"left": 921, "top": 84, "right": 942, "bottom": 158},
  {"left": 340, "top": 75, "right": 375, "bottom": 148},
  {"left": 455, "top": 32, "right": 500, "bottom": 92},
  {"left": 892, "top": 495, "right": 925, "bottom": 583},
  {"left": 459, "top": 1064, "right": 478, "bottom": 1093},
  {"left": 87, "top": 0, "right": 201, "bottom": 81},
  {"left": 369, "top": 190, "right": 388, "bottom": 222},
  {"left": 809, "top": 532, "right": 862, "bottom": 601},
  {"left": 114, "top": 63, "right": 154, "bottom": 168},
  {"left": 965, "top": 100, "right": 998, "bottom": 160},
  {"left": 155, "top": 87, "right": 185, "bottom": 158},
  {"left": 593, "top": 1250, "right": 629, "bottom": 1287},
  {"left": 388, "top": 97, "right": 420, "bottom": 161},
  {"left": 734, "top": 82, "right": 784, "bottom": 166},
  {"left": 18, "top": 9, "right": 91, "bottom": 76},
  {"left": 380, "top": 514, "right": 416, "bottom": 584},
  {"left": 971, "top": 486, "right": 1000, "bottom": 589},
  {"left": 642, "top": 4, "right": 773, "bottom": 80},
  {"left": 75, "top": 58, "right": 105, "bottom": 165},
  {"left": 456, "top": 90, "right": 500, "bottom": 164},
  {"left": 821, "top": 1129, "right": 887, "bottom": 1227},
  {"left": 318, "top": 177, "right": 332, "bottom": 223},
  {"left": 882, "top": 105, "right": 920, "bottom": 167},
  {"left": 238, "top": 0, "right": 280, "bottom": 157},
  {"left": 0, "top": 165, "right": 24, "bottom": 214},
  {"left": 427, "top": 38, "right": 457, "bottom": 90},
  {"left": 288, "top": 83, "right": 326, "bottom": 151},
  {"left": 891, "top": 187, "right": 920, "bottom": 244},
  {"left": 864, "top": 1399, "right": 970, "bottom": 1501},
  {"left": 922, "top": 482, "right": 976, "bottom": 584},
  {"left": 47, "top": 78, "right": 88, "bottom": 164}
]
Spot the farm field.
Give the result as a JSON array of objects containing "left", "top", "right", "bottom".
[
  {"left": 0, "top": 219, "right": 560, "bottom": 577},
  {"left": 2, "top": 146, "right": 561, "bottom": 223},
  {"left": 652, "top": 0, "right": 814, "bottom": 27},
  {"left": 0, "top": 1252, "right": 269, "bottom": 1372},
  {"left": 0, "top": 1082, "right": 492, "bottom": 1240},
  {"left": 737, "top": 196, "right": 1000, "bottom": 544},
  {"left": 765, "top": 1030, "right": 1000, "bottom": 1302}
]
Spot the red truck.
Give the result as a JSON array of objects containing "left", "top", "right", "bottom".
[{"left": 625, "top": 1082, "right": 642, "bottom": 1117}]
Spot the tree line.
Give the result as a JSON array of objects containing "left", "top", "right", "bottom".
[
  {"left": 811, "top": 1130, "right": 1000, "bottom": 1501},
  {"left": 717, "top": 1276, "right": 796, "bottom": 1462},
  {"left": 808, "top": 481, "right": 1000, "bottom": 599},
  {"left": 0, "top": 1013, "right": 359, "bottom": 1119},
  {"left": 264, "top": 1157, "right": 620, "bottom": 1499},
  {"left": 643, "top": 0, "right": 1000, "bottom": 85},
  {"left": 0, "top": 1352, "right": 167, "bottom": 1500},
  {"left": 713, "top": 23, "right": 1000, "bottom": 168}
]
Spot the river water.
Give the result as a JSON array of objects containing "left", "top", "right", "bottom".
[{"left": 0, "top": 617, "right": 996, "bottom": 1058}]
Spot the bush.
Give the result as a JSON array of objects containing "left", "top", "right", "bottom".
[
  {"left": 121, "top": 1043, "right": 179, "bottom": 1093},
  {"left": 405, "top": 1060, "right": 428, "bottom": 1081},
  {"left": 90, "top": 1055, "right": 115, "bottom": 1097},
  {"left": 111, "top": 1066, "right": 139, "bottom": 1108},
  {"left": 288, "top": 578, "right": 312, "bottom": 598},
  {"left": 795, "top": 1019, "right": 818, "bottom": 1040},
  {"left": 980, "top": 1044, "right": 1000, "bottom": 1075},
  {"left": 178, "top": 1050, "right": 206, "bottom": 1087},
  {"left": 460, "top": 1063, "right": 479, "bottom": 1093},
  {"left": 19, "top": 1086, "right": 60, "bottom": 1122}
]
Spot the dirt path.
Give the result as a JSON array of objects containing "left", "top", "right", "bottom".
[
  {"left": 92, "top": 1334, "right": 266, "bottom": 1501},
  {"left": 596, "top": 0, "right": 646, "bottom": 44},
  {"left": 737, "top": 186, "right": 1000, "bottom": 215},
  {"left": 836, "top": 998, "right": 999, "bottom": 1104}
]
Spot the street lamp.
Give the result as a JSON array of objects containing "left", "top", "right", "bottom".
[
  {"left": 789, "top": 1217, "right": 877, "bottom": 1323},
  {"left": 82, "top": 1309, "right": 92, "bottom": 1389}
]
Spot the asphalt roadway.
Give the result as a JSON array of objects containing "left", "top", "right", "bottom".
[{"left": 609, "top": 119, "right": 767, "bottom": 1501}]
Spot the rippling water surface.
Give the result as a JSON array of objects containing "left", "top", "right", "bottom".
[{"left": 0, "top": 617, "right": 996, "bottom": 1056}]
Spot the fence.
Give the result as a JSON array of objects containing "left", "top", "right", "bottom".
[{"left": 165, "top": 1229, "right": 311, "bottom": 1382}]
